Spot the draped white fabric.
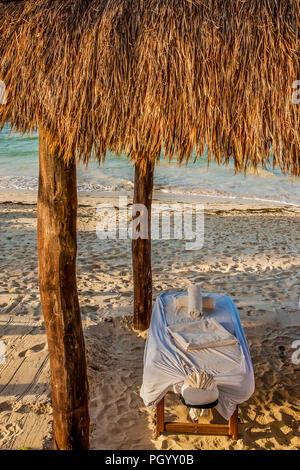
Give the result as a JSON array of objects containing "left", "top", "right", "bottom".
[{"left": 140, "top": 293, "right": 255, "bottom": 420}]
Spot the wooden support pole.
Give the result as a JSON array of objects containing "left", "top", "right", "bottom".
[
  {"left": 37, "top": 129, "right": 89, "bottom": 450},
  {"left": 229, "top": 405, "right": 238, "bottom": 440},
  {"left": 132, "top": 161, "right": 154, "bottom": 331},
  {"left": 155, "top": 397, "right": 165, "bottom": 438}
]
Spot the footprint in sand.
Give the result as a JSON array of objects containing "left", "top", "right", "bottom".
[
  {"left": 18, "top": 343, "right": 47, "bottom": 358},
  {"left": 0, "top": 421, "right": 23, "bottom": 443}
]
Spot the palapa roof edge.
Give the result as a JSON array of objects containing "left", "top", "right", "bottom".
[{"left": 0, "top": 0, "right": 299, "bottom": 175}]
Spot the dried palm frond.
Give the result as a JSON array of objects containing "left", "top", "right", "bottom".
[{"left": 0, "top": 0, "right": 299, "bottom": 175}]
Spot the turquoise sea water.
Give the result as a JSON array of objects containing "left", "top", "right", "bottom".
[{"left": 1, "top": 124, "right": 300, "bottom": 206}]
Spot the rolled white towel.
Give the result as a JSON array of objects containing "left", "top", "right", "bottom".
[
  {"left": 188, "top": 285, "right": 202, "bottom": 318},
  {"left": 174, "top": 295, "right": 216, "bottom": 312}
]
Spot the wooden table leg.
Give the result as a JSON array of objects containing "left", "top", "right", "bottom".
[
  {"left": 155, "top": 397, "right": 164, "bottom": 438},
  {"left": 229, "top": 405, "right": 238, "bottom": 440}
]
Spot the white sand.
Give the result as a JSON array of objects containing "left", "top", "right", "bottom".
[{"left": 0, "top": 192, "right": 299, "bottom": 450}]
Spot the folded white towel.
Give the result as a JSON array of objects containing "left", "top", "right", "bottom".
[
  {"left": 183, "top": 371, "right": 215, "bottom": 390},
  {"left": 174, "top": 295, "right": 216, "bottom": 312},
  {"left": 167, "top": 317, "right": 238, "bottom": 352},
  {"left": 189, "top": 407, "right": 209, "bottom": 421}
]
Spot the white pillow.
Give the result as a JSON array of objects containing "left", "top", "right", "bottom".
[{"left": 181, "top": 383, "right": 219, "bottom": 406}]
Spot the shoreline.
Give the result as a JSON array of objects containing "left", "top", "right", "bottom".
[{"left": 1, "top": 189, "right": 300, "bottom": 214}]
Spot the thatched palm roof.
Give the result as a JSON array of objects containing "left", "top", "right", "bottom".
[{"left": 0, "top": 0, "right": 299, "bottom": 174}]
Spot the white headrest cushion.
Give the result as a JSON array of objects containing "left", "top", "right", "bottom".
[{"left": 181, "top": 384, "right": 219, "bottom": 406}]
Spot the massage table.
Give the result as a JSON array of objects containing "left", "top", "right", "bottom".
[{"left": 140, "top": 292, "right": 255, "bottom": 440}]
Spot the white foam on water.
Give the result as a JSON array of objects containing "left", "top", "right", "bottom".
[{"left": 1, "top": 124, "right": 300, "bottom": 207}]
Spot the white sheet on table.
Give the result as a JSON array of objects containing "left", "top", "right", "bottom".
[{"left": 140, "top": 293, "right": 255, "bottom": 420}]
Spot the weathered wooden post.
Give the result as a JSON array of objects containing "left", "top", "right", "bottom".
[
  {"left": 37, "top": 129, "right": 89, "bottom": 450},
  {"left": 132, "top": 161, "right": 154, "bottom": 331}
]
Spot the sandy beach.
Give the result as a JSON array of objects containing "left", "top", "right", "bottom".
[{"left": 0, "top": 192, "right": 299, "bottom": 450}]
